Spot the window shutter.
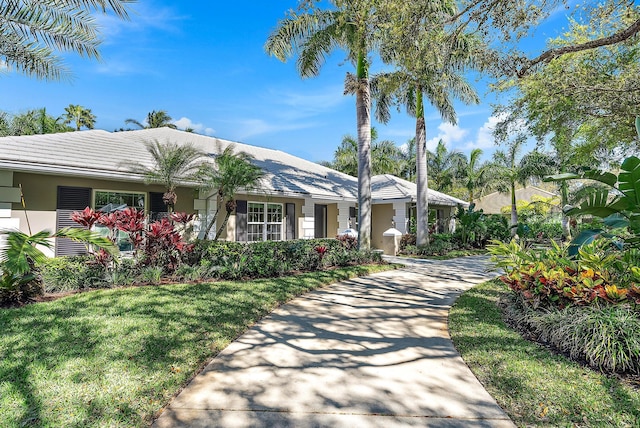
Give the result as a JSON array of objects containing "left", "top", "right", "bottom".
[
  {"left": 149, "top": 191, "right": 167, "bottom": 220},
  {"left": 286, "top": 203, "right": 296, "bottom": 240},
  {"left": 349, "top": 206, "right": 356, "bottom": 218},
  {"left": 236, "top": 200, "right": 247, "bottom": 242},
  {"left": 314, "top": 204, "right": 327, "bottom": 238},
  {"left": 56, "top": 186, "right": 92, "bottom": 257}
]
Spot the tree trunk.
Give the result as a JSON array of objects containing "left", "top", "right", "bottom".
[
  {"left": 560, "top": 181, "right": 571, "bottom": 240},
  {"left": 415, "top": 90, "right": 429, "bottom": 246},
  {"left": 356, "top": 51, "right": 372, "bottom": 250},
  {"left": 510, "top": 181, "right": 518, "bottom": 237},
  {"left": 214, "top": 208, "right": 233, "bottom": 241},
  {"left": 202, "top": 195, "right": 223, "bottom": 240}
]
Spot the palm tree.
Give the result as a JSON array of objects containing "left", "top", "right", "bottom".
[
  {"left": 374, "top": 29, "right": 480, "bottom": 245},
  {"left": 326, "top": 128, "right": 404, "bottom": 177},
  {"left": 125, "top": 110, "right": 177, "bottom": 130},
  {"left": 9, "top": 108, "right": 70, "bottom": 135},
  {"left": 266, "top": 2, "right": 387, "bottom": 250},
  {"left": 0, "top": 1, "right": 132, "bottom": 81},
  {"left": 463, "top": 148, "right": 491, "bottom": 204},
  {"left": 123, "top": 139, "right": 206, "bottom": 213},
  {"left": 400, "top": 138, "right": 417, "bottom": 181},
  {"left": 428, "top": 140, "right": 467, "bottom": 193},
  {"left": 199, "top": 145, "right": 264, "bottom": 240},
  {"left": 490, "top": 143, "right": 556, "bottom": 236},
  {"left": 63, "top": 104, "right": 96, "bottom": 131}
]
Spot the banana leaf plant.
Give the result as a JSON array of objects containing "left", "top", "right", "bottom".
[
  {"left": 544, "top": 156, "right": 640, "bottom": 254},
  {"left": 0, "top": 228, "right": 118, "bottom": 303}
]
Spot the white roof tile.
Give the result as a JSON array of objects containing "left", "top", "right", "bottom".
[{"left": 0, "top": 128, "right": 465, "bottom": 205}]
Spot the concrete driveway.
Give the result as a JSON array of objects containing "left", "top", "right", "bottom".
[{"left": 153, "top": 256, "right": 514, "bottom": 427}]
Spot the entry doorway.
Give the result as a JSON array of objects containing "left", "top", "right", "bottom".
[{"left": 314, "top": 204, "right": 327, "bottom": 238}]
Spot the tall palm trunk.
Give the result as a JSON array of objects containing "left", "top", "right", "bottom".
[
  {"left": 560, "top": 180, "right": 571, "bottom": 240},
  {"left": 356, "top": 51, "right": 372, "bottom": 250},
  {"left": 415, "top": 90, "right": 429, "bottom": 246},
  {"left": 510, "top": 181, "right": 518, "bottom": 237}
]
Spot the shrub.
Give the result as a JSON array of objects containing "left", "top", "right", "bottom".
[
  {"left": 502, "top": 295, "right": 640, "bottom": 374},
  {"left": 40, "top": 256, "right": 106, "bottom": 293}
]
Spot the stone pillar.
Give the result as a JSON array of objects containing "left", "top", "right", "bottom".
[
  {"left": 0, "top": 171, "right": 21, "bottom": 231},
  {"left": 195, "top": 189, "right": 216, "bottom": 239}
]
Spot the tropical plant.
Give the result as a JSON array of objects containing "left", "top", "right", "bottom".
[
  {"left": 427, "top": 140, "right": 467, "bottom": 193},
  {"left": 490, "top": 144, "right": 557, "bottom": 236},
  {"left": 199, "top": 145, "right": 264, "bottom": 240},
  {"left": 266, "top": 1, "right": 390, "bottom": 250},
  {"left": 125, "top": 110, "right": 177, "bottom": 129},
  {"left": 122, "top": 139, "right": 206, "bottom": 213},
  {"left": 0, "top": 0, "right": 133, "bottom": 80},
  {"left": 324, "top": 128, "right": 405, "bottom": 177},
  {"left": 0, "top": 228, "right": 117, "bottom": 303},
  {"left": 373, "top": 25, "right": 480, "bottom": 246},
  {"left": 63, "top": 104, "right": 96, "bottom": 131},
  {"left": 546, "top": 155, "right": 640, "bottom": 250},
  {"left": 2, "top": 108, "right": 71, "bottom": 135},
  {"left": 454, "top": 204, "right": 486, "bottom": 247}
]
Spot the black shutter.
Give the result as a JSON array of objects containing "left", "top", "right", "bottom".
[
  {"left": 236, "top": 200, "right": 247, "bottom": 242},
  {"left": 149, "top": 192, "right": 167, "bottom": 221},
  {"left": 286, "top": 203, "right": 296, "bottom": 240},
  {"left": 56, "top": 186, "right": 92, "bottom": 256},
  {"left": 314, "top": 204, "right": 327, "bottom": 238},
  {"left": 349, "top": 206, "right": 356, "bottom": 218}
]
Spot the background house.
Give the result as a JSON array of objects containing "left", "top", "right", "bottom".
[
  {"left": 474, "top": 186, "right": 560, "bottom": 214},
  {"left": 0, "top": 128, "right": 466, "bottom": 255}
]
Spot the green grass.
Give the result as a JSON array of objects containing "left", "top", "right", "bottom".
[
  {"left": 0, "top": 264, "right": 394, "bottom": 428},
  {"left": 450, "top": 280, "right": 640, "bottom": 427}
]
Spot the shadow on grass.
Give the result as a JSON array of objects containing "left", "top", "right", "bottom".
[{"left": 0, "top": 265, "right": 387, "bottom": 427}]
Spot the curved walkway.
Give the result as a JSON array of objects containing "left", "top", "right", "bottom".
[{"left": 153, "top": 256, "right": 515, "bottom": 427}]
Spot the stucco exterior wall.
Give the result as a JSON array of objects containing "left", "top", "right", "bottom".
[
  {"left": 372, "top": 204, "right": 394, "bottom": 250},
  {"left": 327, "top": 203, "right": 338, "bottom": 238}
]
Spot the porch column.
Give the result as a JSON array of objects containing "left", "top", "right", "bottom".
[
  {"left": 393, "top": 201, "right": 407, "bottom": 234},
  {"left": 300, "top": 198, "right": 315, "bottom": 239}
]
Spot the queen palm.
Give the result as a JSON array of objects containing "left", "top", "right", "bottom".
[
  {"left": 63, "top": 104, "right": 96, "bottom": 131},
  {"left": 125, "top": 110, "right": 177, "bottom": 130},
  {"left": 266, "top": 1, "right": 388, "bottom": 250},
  {"left": 123, "top": 140, "right": 205, "bottom": 213},
  {"left": 199, "top": 145, "right": 264, "bottom": 240},
  {"left": 0, "top": 0, "right": 133, "bottom": 81},
  {"left": 463, "top": 148, "right": 491, "bottom": 204},
  {"left": 374, "top": 29, "right": 480, "bottom": 245}
]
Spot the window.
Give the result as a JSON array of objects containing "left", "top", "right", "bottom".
[
  {"left": 247, "top": 202, "right": 283, "bottom": 242},
  {"left": 93, "top": 190, "right": 146, "bottom": 251}
]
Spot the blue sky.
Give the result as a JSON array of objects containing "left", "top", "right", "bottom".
[{"left": 1, "top": 1, "right": 565, "bottom": 163}]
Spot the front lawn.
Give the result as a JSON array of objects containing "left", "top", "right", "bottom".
[
  {"left": 449, "top": 280, "right": 640, "bottom": 426},
  {"left": 0, "top": 264, "right": 394, "bottom": 427}
]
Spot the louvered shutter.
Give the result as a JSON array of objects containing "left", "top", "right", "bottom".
[
  {"left": 56, "top": 186, "right": 92, "bottom": 256},
  {"left": 286, "top": 203, "right": 296, "bottom": 240},
  {"left": 235, "top": 200, "right": 247, "bottom": 242}
]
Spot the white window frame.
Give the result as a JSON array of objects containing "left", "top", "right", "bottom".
[
  {"left": 247, "top": 202, "right": 283, "bottom": 242},
  {"left": 93, "top": 190, "right": 147, "bottom": 251}
]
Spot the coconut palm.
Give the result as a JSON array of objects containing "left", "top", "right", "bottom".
[
  {"left": 266, "top": 1, "right": 389, "bottom": 250},
  {"left": 199, "top": 145, "right": 264, "bottom": 240},
  {"left": 123, "top": 140, "right": 206, "bottom": 213},
  {"left": 0, "top": 0, "right": 132, "bottom": 81},
  {"left": 373, "top": 29, "right": 480, "bottom": 245},
  {"left": 428, "top": 140, "right": 467, "bottom": 193},
  {"left": 490, "top": 142, "right": 557, "bottom": 236},
  {"left": 63, "top": 104, "right": 96, "bottom": 131},
  {"left": 125, "top": 110, "right": 177, "bottom": 130},
  {"left": 8, "top": 108, "right": 70, "bottom": 135}
]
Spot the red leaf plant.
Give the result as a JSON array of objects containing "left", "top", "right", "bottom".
[{"left": 70, "top": 207, "right": 101, "bottom": 229}]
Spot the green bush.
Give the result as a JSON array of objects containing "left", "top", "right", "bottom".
[
  {"left": 40, "top": 256, "right": 106, "bottom": 293},
  {"left": 502, "top": 295, "right": 640, "bottom": 374}
]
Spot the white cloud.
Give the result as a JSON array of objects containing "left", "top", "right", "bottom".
[
  {"left": 173, "top": 117, "right": 215, "bottom": 136},
  {"left": 96, "top": 3, "right": 186, "bottom": 40},
  {"left": 463, "top": 114, "right": 509, "bottom": 151},
  {"left": 426, "top": 122, "right": 469, "bottom": 151}
]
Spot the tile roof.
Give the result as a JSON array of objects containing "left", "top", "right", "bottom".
[{"left": 0, "top": 128, "right": 465, "bottom": 205}]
